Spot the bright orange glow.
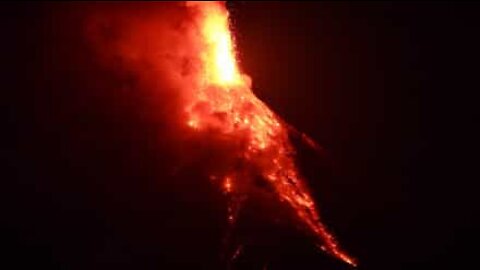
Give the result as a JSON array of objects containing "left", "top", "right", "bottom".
[
  {"left": 185, "top": 1, "right": 356, "bottom": 266},
  {"left": 192, "top": 1, "right": 242, "bottom": 87},
  {"left": 223, "top": 176, "right": 233, "bottom": 194}
]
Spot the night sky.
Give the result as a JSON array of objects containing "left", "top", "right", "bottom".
[{"left": 2, "top": 2, "right": 479, "bottom": 270}]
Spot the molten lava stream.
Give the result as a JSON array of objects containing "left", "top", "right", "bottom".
[{"left": 185, "top": 1, "right": 356, "bottom": 267}]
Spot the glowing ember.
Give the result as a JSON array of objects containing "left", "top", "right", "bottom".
[{"left": 185, "top": 1, "right": 356, "bottom": 266}]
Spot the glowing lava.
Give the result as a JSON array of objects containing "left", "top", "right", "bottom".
[{"left": 185, "top": 1, "right": 356, "bottom": 266}]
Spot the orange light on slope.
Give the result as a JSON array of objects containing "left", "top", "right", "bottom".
[{"left": 185, "top": 1, "right": 356, "bottom": 267}]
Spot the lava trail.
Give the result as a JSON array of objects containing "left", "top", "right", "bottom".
[{"left": 184, "top": 1, "right": 356, "bottom": 266}]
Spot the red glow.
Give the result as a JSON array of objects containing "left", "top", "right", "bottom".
[{"left": 185, "top": 1, "right": 356, "bottom": 266}]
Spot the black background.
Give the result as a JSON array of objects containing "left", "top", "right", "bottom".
[{"left": 2, "top": 2, "right": 479, "bottom": 270}]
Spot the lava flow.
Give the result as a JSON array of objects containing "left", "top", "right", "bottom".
[{"left": 184, "top": 1, "right": 356, "bottom": 267}]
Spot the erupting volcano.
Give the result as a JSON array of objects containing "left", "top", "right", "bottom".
[{"left": 183, "top": 1, "right": 356, "bottom": 267}]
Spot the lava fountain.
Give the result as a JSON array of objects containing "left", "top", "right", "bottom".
[{"left": 183, "top": 1, "right": 356, "bottom": 266}]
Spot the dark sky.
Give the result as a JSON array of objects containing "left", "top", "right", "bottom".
[{"left": 2, "top": 2, "right": 479, "bottom": 270}]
